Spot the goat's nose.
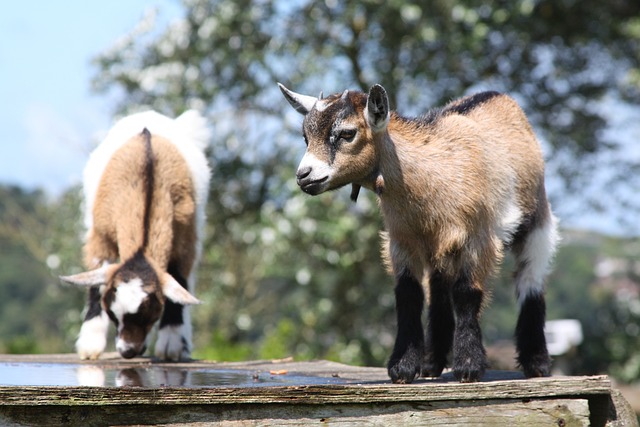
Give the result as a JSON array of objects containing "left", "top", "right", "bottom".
[
  {"left": 120, "top": 348, "right": 138, "bottom": 359},
  {"left": 297, "top": 166, "right": 311, "bottom": 181}
]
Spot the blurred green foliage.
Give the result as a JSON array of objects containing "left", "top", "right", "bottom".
[
  {"left": 0, "top": 186, "right": 84, "bottom": 354},
  {"left": 1, "top": 0, "right": 640, "bottom": 388}
]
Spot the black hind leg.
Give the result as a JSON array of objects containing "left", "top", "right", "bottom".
[
  {"left": 387, "top": 269, "right": 425, "bottom": 384},
  {"left": 516, "top": 291, "right": 550, "bottom": 377},
  {"left": 422, "top": 270, "right": 454, "bottom": 377},
  {"left": 511, "top": 211, "right": 557, "bottom": 377}
]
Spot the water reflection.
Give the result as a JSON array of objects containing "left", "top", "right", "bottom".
[
  {"left": 114, "top": 367, "right": 190, "bottom": 387},
  {"left": 75, "top": 365, "right": 246, "bottom": 387},
  {"left": 0, "top": 362, "right": 348, "bottom": 388},
  {"left": 76, "top": 366, "right": 105, "bottom": 386},
  {"left": 77, "top": 365, "right": 347, "bottom": 387}
]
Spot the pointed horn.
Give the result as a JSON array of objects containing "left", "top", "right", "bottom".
[
  {"left": 277, "top": 82, "right": 318, "bottom": 115},
  {"left": 162, "top": 273, "right": 201, "bottom": 305},
  {"left": 60, "top": 263, "right": 114, "bottom": 287},
  {"left": 319, "top": 91, "right": 324, "bottom": 100},
  {"left": 341, "top": 89, "right": 349, "bottom": 100}
]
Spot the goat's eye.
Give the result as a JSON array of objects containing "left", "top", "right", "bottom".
[{"left": 339, "top": 129, "right": 357, "bottom": 142}]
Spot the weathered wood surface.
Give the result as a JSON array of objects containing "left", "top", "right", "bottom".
[{"left": 0, "top": 354, "right": 636, "bottom": 427}]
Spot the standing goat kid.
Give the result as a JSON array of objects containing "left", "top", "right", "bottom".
[
  {"left": 279, "top": 83, "right": 558, "bottom": 383},
  {"left": 61, "top": 110, "right": 210, "bottom": 361}
]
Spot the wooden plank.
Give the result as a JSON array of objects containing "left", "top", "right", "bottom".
[
  {"left": 0, "top": 355, "right": 634, "bottom": 427},
  {"left": 0, "top": 398, "right": 591, "bottom": 427},
  {"left": 0, "top": 375, "right": 612, "bottom": 407}
]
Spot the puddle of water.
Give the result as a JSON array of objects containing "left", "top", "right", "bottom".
[{"left": 0, "top": 363, "right": 348, "bottom": 388}]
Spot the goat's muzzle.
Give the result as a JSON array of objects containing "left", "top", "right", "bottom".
[
  {"left": 296, "top": 166, "right": 328, "bottom": 195},
  {"left": 117, "top": 339, "right": 147, "bottom": 359}
]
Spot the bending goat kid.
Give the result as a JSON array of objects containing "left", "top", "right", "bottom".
[
  {"left": 279, "top": 83, "right": 559, "bottom": 383},
  {"left": 61, "top": 110, "right": 211, "bottom": 361}
]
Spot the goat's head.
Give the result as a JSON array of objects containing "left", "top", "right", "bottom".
[
  {"left": 278, "top": 83, "right": 390, "bottom": 201},
  {"left": 61, "top": 251, "right": 199, "bottom": 359}
]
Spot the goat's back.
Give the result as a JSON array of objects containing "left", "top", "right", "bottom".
[
  {"left": 92, "top": 135, "right": 197, "bottom": 263},
  {"left": 83, "top": 111, "right": 211, "bottom": 233},
  {"left": 387, "top": 92, "right": 545, "bottom": 217},
  {"left": 381, "top": 93, "right": 548, "bottom": 278},
  {"left": 83, "top": 110, "right": 211, "bottom": 246}
]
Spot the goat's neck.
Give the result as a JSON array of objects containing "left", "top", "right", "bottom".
[{"left": 358, "top": 130, "right": 405, "bottom": 198}]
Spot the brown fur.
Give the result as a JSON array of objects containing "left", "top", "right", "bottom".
[
  {"left": 303, "top": 91, "right": 547, "bottom": 288},
  {"left": 84, "top": 133, "right": 197, "bottom": 278}
]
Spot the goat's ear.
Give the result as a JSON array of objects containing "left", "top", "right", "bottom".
[
  {"left": 60, "top": 264, "right": 115, "bottom": 287},
  {"left": 161, "top": 273, "right": 201, "bottom": 305},
  {"left": 366, "top": 84, "right": 390, "bottom": 132},
  {"left": 278, "top": 82, "right": 317, "bottom": 115}
]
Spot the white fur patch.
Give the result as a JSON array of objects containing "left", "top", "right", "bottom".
[
  {"left": 155, "top": 324, "right": 191, "bottom": 361},
  {"left": 111, "top": 278, "right": 147, "bottom": 323},
  {"left": 76, "top": 311, "right": 109, "bottom": 360},
  {"left": 297, "top": 152, "right": 334, "bottom": 185},
  {"left": 516, "top": 213, "right": 559, "bottom": 305},
  {"left": 496, "top": 199, "right": 523, "bottom": 245}
]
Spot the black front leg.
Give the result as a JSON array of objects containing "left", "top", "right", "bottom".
[
  {"left": 387, "top": 270, "right": 425, "bottom": 384},
  {"left": 85, "top": 285, "right": 103, "bottom": 321},
  {"left": 155, "top": 264, "right": 190, "bottom": 361},
  {"left": 160, "top": 263, "right": 187, "bottom": 329},
  {"left": 160, "top": 300, "right": 184, "bottom": 328},
  {"left": 423, "top": 270, "right": 455, "bottom": 377},
  {"left": 451, "top": 273, "right": 487, "bottom": 382}
]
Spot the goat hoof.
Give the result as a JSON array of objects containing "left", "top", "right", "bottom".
[
  {"left": 76, "top": 335, "right": 106, "bottom": 361},
  {"left": 155, "top": 325, "right": 191, "bottom": 361},
  {"left": 453, "top": 368, "right": 483, "bottom": 383},
  {"left": 452, "top": 358, "right": 487, "bottom": 383},
  {"left": 388, "top": 363, "right": 420, "bottom": 384},
  {"left": 388, "top": 347, "right": 422, "bottom": 384},
  {"left": 422, "top": 356, "right": 446, "bottom": 378},
  {"left": 519, "top": 354, "right": 551, "bottom": 378}
]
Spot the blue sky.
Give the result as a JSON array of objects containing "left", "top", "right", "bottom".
[{"left": 0, "top": 1, "right": 181, "bottom": 194}]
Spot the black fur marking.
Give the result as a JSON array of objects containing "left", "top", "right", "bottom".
[
  {"left": 387, "top": 270, "right": 425, "bottom": 384},
  {"left": 350, "top": 184, "right": 361, "bottom": 202},
  {"left": 106, "top": 308, "right": 119, "bottom": 327},
  {"left": 413, "top": 91, "right": 503, "bottom": 127},
  {"left": 451, "top": 273, "right": 488, "bottom": 382},
  {"left": 117, "top": 249, "right": 158, "bottom": 284},
  {"left": 123, "top": 297, "right": 161, "bottom": 335},
  {"left": 515, "top": 292, "right": 551, "bottom": 377},
  {"left": 416, "top": 109, "right": 443, "bottom": 126},
  {"left": 141, "top": 128, "right": 154, "bottom": 250},
  {"left": 422, "top": 270, "right": 455, "bottom": 377},
  {"left": 445, "top": 91, "right": 501, "bottom": 116},
  {"left": 84, "top": 286, "right": 103, "bottom": 321},
  {"left": 159, "top": 262, "right": 188, "bottom": 328},
  {"left": 510, "top": 180, "right": 549, "bottom": 250}
]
